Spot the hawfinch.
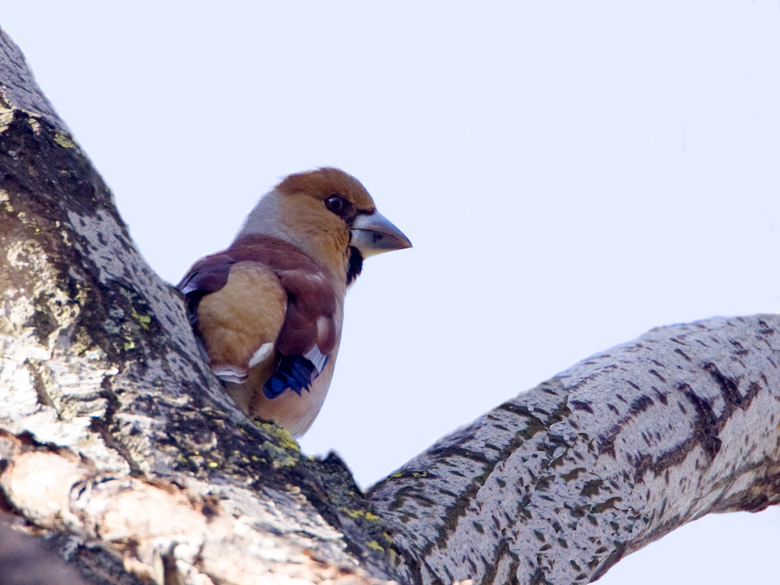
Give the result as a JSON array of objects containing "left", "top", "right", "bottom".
[{"left": 177, "top": 168, "right": 411, "bottom": 437}]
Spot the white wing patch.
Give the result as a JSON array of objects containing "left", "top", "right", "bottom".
[
  {"left": 248, "top": 342, "right": 275, "bottom": 367},
  {"left": 179, "top": 282, "right": 197, "bottom": 295},
  {"left": 303, "top": 345, "right": 328, "bottom": 374},
  {"left": 213, "top": 365, "right": 248, "bottom": 384}
]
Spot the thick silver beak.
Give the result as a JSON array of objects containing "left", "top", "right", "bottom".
[{"left": 351, "top": 211, "right": 412, "bottom": 258}]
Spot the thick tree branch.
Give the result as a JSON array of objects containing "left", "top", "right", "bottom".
[
  {"left": 370, "top": 316, "right": 780, "bottom": 583},
  {"left": 1, "top": 28, "right": 779, "bottom": 585}
]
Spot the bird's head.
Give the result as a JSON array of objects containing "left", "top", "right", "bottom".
[{"left": 236, "top": 167, "right": 411, "bottom": 286}]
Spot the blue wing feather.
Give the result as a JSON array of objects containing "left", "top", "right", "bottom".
[{"left": 263, "top": 355, "right": 328, "bottom": 399}]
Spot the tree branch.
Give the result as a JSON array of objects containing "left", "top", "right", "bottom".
[
  {"left": 370, "top": 316, "right": 780, "bottom": 583},
  {"left": 1, "top": 28, "right": 779, "bottom": 585}
]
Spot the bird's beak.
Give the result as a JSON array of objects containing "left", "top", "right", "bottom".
[{"left": 351, "top": 211, "right": 412, "bottom": 258}]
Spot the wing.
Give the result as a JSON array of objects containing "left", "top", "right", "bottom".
[
  {"left": 229, "top": 235, "right": 339, "bottom": 398},
  {"left": 178, "top": 235, "right": 339, "bottom": 401},
  {"left": 177, "top": 252, "right": 235, "bottom": 326}
]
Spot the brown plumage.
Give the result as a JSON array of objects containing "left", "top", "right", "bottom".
[{"left": 178, "top": 168, "right": 411, "bottom": 437}]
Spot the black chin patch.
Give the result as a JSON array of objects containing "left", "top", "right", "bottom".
[{"left": 347, "top": 247, "right": 363, "bottom": 286}]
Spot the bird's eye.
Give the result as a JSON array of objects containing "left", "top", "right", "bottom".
[{"left": 324, "top": 194, "right": 349, "bottom": 216}]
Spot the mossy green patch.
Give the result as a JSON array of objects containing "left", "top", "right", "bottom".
[
  {"left": 340, "top": 508, "right": 380, "bottom": 521},
  {"left": 260, "top": 441, "right": 297, "bottom": 468},
  {"left": 342, "top": 508, "right": 365, "bottom": 519},
  {"left": 131, "top": 307, "right": 151, "bottom": 330},
  {"left": 54, "top": 133, "right": 75, "bottom": 149},
  {"left": 254, "top": 421, "right": 300, "bottom": 452}
]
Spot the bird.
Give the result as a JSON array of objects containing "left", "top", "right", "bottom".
[{"left": 177, "top": 167, "right": 411, "bottom": 437}]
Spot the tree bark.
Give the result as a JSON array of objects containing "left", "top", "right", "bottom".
[{"left": 1, "top": 28, "right": 779, "bottom": 585}]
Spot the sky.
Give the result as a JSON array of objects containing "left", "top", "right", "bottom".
[{"left": 3, "top": 2, "right": 780, "bottom": 584}]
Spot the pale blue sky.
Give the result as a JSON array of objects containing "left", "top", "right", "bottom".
[{"left": 4, "top": 3, "right": 780, "bottom": 583}]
